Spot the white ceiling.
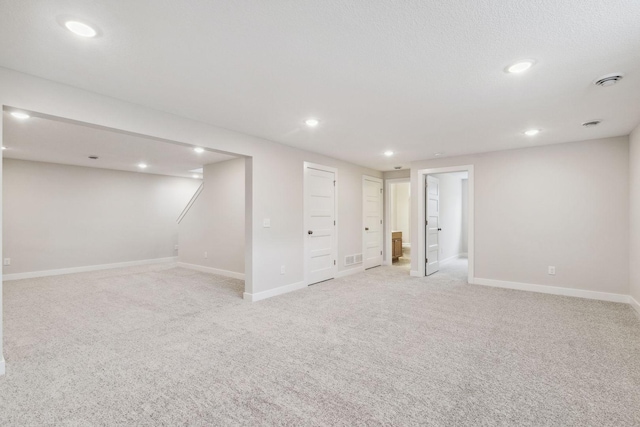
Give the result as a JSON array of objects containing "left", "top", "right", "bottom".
[
  {"left": 2, "top": 112, "right": 237, "bottom": 178},
  {"left": 0, "top": 1, "right": 639, "bottom": 171}
]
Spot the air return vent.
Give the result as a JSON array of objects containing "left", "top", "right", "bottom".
[
  {"left": 593, "top": 73, "right": 624, "bottom": 87},
  {"left": 582, "top": 120, "right": 602, "bottom": 128}
]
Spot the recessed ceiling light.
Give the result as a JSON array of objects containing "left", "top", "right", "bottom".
[
  {"left": 2, "top": 146, "right": 6, "bottom": 150},
  {"left": 305, "top": 118, "right": 319, "bottom": 127},
  {"left": 582, "top": 120, "right": 602, "bottom": 128},
  {"left": 192, "top": 174, "right": 201, "bottom": 179},
  {"left": 10, "top": 111, "right": 30, "bottom": 119},
  {"left": 65, "top": 20, "right": 97, "bottom": 38},
  {"left": 193, "top": 147, "right": 205, "bottom": 153},
  {"left": 506, "top": 60, "right": 535, "bottom": 74},
  {"left": 593, "top": 73, "right": 624, "bottom": 87},
  {"left": 384, "top": 151, "right": 394, "bottom": 157},
  {"left": 138, "top": 163, "right": 148, "bottom": 169},
  {"left": 524, "top": 129, "right": 541, "bottom": 136},
  {"left": 434, "top": 152, "right": 443, "bottom": 157}
]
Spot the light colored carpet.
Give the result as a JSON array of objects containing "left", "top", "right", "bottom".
[{"left": 1, "top": 259, "right": 639, "bottom": 426}]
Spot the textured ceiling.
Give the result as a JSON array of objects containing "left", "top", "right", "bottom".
[
  {"left": 0, "top": 0, "right": 639, "bottom": 170},
  {"left": 2, "top": 112, "right": 236, "bottom": 178}
]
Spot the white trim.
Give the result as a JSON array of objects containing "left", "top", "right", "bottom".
[
  {"left": 630, "top": 297, "right": 640, "bottom": 318},
  {"left": 384, "top": 177, "right": 410, "bottom": 266},
  {"left": 2, "top": 257, "right": 178, "bottom": 281},
  {"left": 363, "top": 175, "right": 384, "bottom": 269},
  {"left": 0, "top": 357, "right": 4, "bottom": 376},
  {"left": 177, "top": 182, "right": 203, "bottom": 223},
  {"left": 402, "top": 243, "right": 411, "bottom": 248},
  {"left": 416, "top": 165, "right": 474, "bottom": 284},
  {"left": 243, "top": 280, "right": 307, "bottom": 302},
  {"left": 303, "top": 162, "right": 339, "bottom": 286},
  {"left": 336, "top": 266, "right": 365, "bottom": 278},
  {"left": 177, "top": 262, "right": 245, "bottom": 280},
  {"left": 473, "top": 277, "right": 629, "bottom": 303}
]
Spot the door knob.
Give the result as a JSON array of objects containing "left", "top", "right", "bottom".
[
  {"left": 365, "top": 227, "right": 369, "bottom": 231},
  {"left": 437, "top": 228, "right": 442, "bottom": 231},
  {"left": 308, "top": 230, "right": 313, "bottom": 235}
]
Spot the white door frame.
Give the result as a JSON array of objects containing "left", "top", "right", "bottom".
[
  {"left": 384, "top": 177, "right": 410, "bottom": 265},
  {"left": 303, "top": 161, "right": 338, "bottom": 286},
  {"left": 415, "top": 165, "right": 474, "bottom": 283},
  {"left": 362, "top": 175, "right": 383, "bottom": 269}
]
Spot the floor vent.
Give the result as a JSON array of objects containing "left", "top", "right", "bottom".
[{"left": 345, "top": 254, "right": 363, "bottom": 266}]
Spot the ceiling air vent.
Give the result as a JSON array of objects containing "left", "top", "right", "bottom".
[
  {"left": 582, "top": 120, "right": 602, "bottom": 128},
  {"left": 593, "top": 73, "right": 624, "bottom": 87}
]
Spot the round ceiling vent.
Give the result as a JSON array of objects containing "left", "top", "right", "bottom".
[
  {"left": 88, "top": 156, "right": 99, "bottom": 160},
  {"left": 593, "top": 73, "right": 624, "bottom": 87},
  {"left": 582, "top": 120, "right": 602, "bottom": 128},
  {"left": 394, "top": 166, "right": 402, "bottom": 170}
]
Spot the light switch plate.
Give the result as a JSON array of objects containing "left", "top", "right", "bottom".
[
  {"left": 548, "top": 266, "right": 556, "bottom": 275},
  {"left": 263, "top": 219, "right": 271, "bottom": 228}
]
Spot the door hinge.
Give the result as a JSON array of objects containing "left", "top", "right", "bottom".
[
  {"left": 333, "top": 180, "right": 336, "bottom": 186},
  {"left": 334, "top": 260, "right": 336, "bottom": 265},
  {"left": 334, "top": 220, "right": 336, "bottom": 226},
  {"left": 426, "top": 220, "right": 428, "bottom": 225},
  {"left": 426, "top": 258, "right": 428, "bottom": 263},
  {"left": 380, "top": 188, "right": 383, "bottom": 194},
  {"left": 380, "top": 219, "right": 382, "bottom": 224},
  {"left": 380, "top": 251, "right": 382, "bottom": 255}
]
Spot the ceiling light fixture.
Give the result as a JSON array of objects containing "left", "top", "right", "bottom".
[
  {"left": 524, "top": 129, "right": 541, "bottom": 136},
  {"left": 305, "top": 118, "right": 319, "bottom": 127},
  {"left": 384, "top": 151, "right": 394, "bottom": 157},
  {"left": 434, "top": 152, "right": 443, "bottom": 157},
  {"left": 10, "top": 111, "right": 30, "bottom": 120},
  {"left": 138, "top": 163, "right": 148, "bottom": 169},
  {"left": 593, "top": 73, "right": 624, "bottom": 87},
  {"left": 192, "top": 174, "right": 200, "bottom": 179},
  {"left": 193, "top": 147, "right": 205, "bottom": 153},
  {"left": 582, "top": 120, "right": 602, "bottom": 128},
  {"left": 2, "top": 146, "right": 6, "bottom": 150},
  {"left": 506, "top": 60, "right": 535, "bottom": 74},
  {"left": 64, "top": 20, "right": 97, "bottom": 38}
]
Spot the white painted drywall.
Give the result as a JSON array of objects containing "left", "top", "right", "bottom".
[
  {"left": 0, "top": 67, "right": 382, "bottom": 297},
  {"left": 461, "top": 179, "right": 468, "bottom": 254},
  {"left": 392, "top": 182, "right": 411, "bottom": 246},
  {"left": 179, "top": 158, "right": 245, "bottom": 274},
  {"left": 630, "top": 124, "right": 640, "bottom": 303},
  {"left": 411, "top": 137, "right": 630, "bottom": 294},
  {"left": 2, "top": 159, "right": 201, "bottom": 275},
  {"left": 432, "top": 173, "right": 464, "bottom": 261}
]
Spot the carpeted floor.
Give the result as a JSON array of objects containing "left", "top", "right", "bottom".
[{"left": 1, "top": 259, "right": 639, "bottom": 426}]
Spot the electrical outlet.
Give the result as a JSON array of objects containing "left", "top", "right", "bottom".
[
  {"left": 204, "top": 252, "right": 208, "bottom": 259},
  {"left": 548, "top": 266, "right": 556, "bottom": 275},
  {"left": 3, "top": 258, "right": 10, "bottom": 266},
  {"left": 280, "top": 265, "right": 285, "bottom": 275},
  {"left": 263, "top": 218, "right": 271, "bottom": 228}
]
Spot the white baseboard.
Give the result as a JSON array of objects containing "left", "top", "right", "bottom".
[
  {"left": 336, "top": 266, "right": 364, "bottom": 278},
  {"left": 0, "top": 356, "right": 5, "bottom": 376},
  {"left": 2, "top": 257, "right": 178, "bottom": 281},
  {"left": 410, "top": 270, "right": 421, "bottom": 277},
  {"left": 177, "top": 262, "right": 244, "bottom": 280},
  {"left": 439, "top": 253, "right": 465, "bottom": 266},
  {"left": 243, "top": 280, "right": 307, "bottom": 302},
  {"left": 630, "top": 297, "right": 640, "bottom": 318},
  {"left": 473, "top": 277, "right": 629, "bottom": 304},
  {"left": 402, "top": 243, "right": 411, "bottom": 248}
]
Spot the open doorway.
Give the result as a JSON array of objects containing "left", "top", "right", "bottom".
[
  {"left": 425, "top": 172, "right": 469, "bottom": 280},
  {"left": 386, "top": 179, "right": 411, "bottom": 270},
  {"left": 416, "top": 165, "right": 474, "bottom": 283}
]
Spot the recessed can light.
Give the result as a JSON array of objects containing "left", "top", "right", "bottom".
[
  {"left": 65, "top": 20, "right": 97, "bottom": 38},
  {"left": 506, "top": 60, "right": 535, "bottom": 74},
  {"left": 10, "top": 111, "right": 30, "bottom": 119},
  {"left": 384, "top": 151, "right": 394, "bottom": 157},
  {"left": 193, "top": 147, "right": 205, "bottom": 153},
  {"left": 305, "top": 118, "right": 319, "bottom": 127},
  {"left": 434, "top": 152, "right": 443, "bottom": 157},
  {"left": 1, "top": 146, "right": 6, "bottom": 150},
  {"left": 524, "top": 129, "right": 541, "bottom": 136},
  {"left": 138, "top": 163, "right": 148, "bottom": 169},
  {"left": 192, "top": 174, "right": 201, "bottom": 179}
]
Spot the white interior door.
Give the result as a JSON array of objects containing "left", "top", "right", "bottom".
[
  {"left": 426, "top": 175, "right": 440, "bottom": 275},
  {"left": 306, "top": 166, "right": 337, "bottom": 284},
  {"left": 363, "top": 176, "right": 383, "bottom": 269}
]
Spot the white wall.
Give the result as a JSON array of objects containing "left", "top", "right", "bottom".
[
  {"left": 2, "top": 159, "right": 200, "bottom": 275},
  {"left": 411, "top": 136, "right": 630, "bottom": 295},
  {"left": 179, "top": 158, "right": 245, "bottom": 275},
  {"left": 432, "top": 173, "right": 464, "bottom": 261},
  {"left": 392, "top": 182, "right": 411, "bottom": 246},
  {"left": 630, "top": 124, "right": 640, "bottom": 305},
  {"left": 461, "top": 179, "right": 468, "bottom": 254}
]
